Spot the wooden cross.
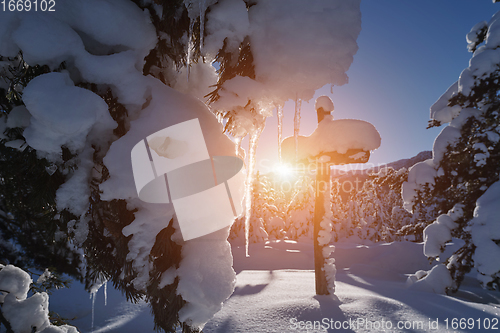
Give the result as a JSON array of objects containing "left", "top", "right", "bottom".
[
  {"left": 312, "top": 108, "right": 370, "bottom": 295},
  {"left": 281, "top": 102, "right": 374, "bottom": 295}
]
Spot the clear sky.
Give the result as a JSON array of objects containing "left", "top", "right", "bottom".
[{"left": 254, "top": 0, "right": 499, "bottom": 173}]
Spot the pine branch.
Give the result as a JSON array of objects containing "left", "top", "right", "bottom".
[{"left": 0, "top": 309, "right": 14, "bottom": 333}]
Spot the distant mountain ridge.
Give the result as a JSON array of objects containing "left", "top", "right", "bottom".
[
  {"left": 330, "top": 150, "right": 432, "bottom": 198},
  {"left": 331, "top": 150, "right": 433, "bottom": 189},
  {"left": 332, "top": 150, "right": 432, "bottom": 178},
  {"left": 375, "top": 150, "right": 432, "bottom": 172}
]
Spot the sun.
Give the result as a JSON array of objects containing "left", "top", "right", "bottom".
[{"left": 273, "top": 163, "right": 295, "bottom": 179}]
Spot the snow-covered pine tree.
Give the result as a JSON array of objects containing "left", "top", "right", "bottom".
[
  {"left": 403, "top": 11, "right": 500, "bottom": 292},
  {"left": 351, "top": 180, "right": 383, "bottom": 242},
  {"left": 331, "top": 167, "right": 411, "bottom": 243},
  {"left": 330, "top": 180, "right": 355, "bottom": 241},
  {"left": 0, "top": 264, "right": 77, "bottom": 333},
  {"left": 254, "top": 174, "right": 285, "bottom": 239},
  {"left": 229, "top": 172, "right": 287, "bottom": 242},
  {"left": 260, "top": 175, "right": 287, "bottom": 240},
  {"left": 230, "top": 172, "right": 270, "bottom": 243},
  {"left": 370, "top": 167, "right": 414, "bottom": 241},
  {"left": 0, "top": 57, "right": 83, "bottom": 277},
  {"left": 468, "top": 180, "right": 500, "bottom": 289},
  {"left": 286, "top": 175, "right": 315, "bottom": 240},
  {"left": 0, "top": 2, "right": 237, "bottom": 332}
]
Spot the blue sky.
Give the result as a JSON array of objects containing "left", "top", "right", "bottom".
[{"left": 255, "top": 0, "right": 499, "bottom": 172}]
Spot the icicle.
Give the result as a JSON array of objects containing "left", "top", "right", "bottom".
[
  {"left": 90, "top": 291, "right": 96, "bottom": 331},
  {"left": 187, "top": 19, "right": 195, "bottom": 82},
  {"left": 330, "top": 84, "right": 334, "bottom": 94},
  {"left": 235, "top": 136, "right": 242, "bottom": 157},
  {"left": 277, "top": 104, "right": 284, "bottom": 163},
  {"left": 293, "top": 96, "right": 302, "bottom": 161},
  {"left": 104, "top": 280, "right": 107, "bottom": 306},
  {"left": 88, "top": 278, "right": 107, "bottom": 331},
  {"left": 200, "top": 0, "right": 206, "bottom": 53},
  {"left": 244, "top": 123, "right": 265, "bottom": 257}
]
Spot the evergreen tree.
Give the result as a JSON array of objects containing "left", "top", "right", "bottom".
[
  {"left": 331, "top": 167, "right": 413, "bottom": 243},
  {"left": 286, "top": 175, "right": 315, "bottom": 240},
  {"left": 330, "top": 179, "right": 355, "bottom": 241},
  {"left": 229, "top": 172, "right": 286, "bottom": 242},
  {"left": 0, "top": 264, "right": 75, "bottom": 333},
  {"left": 0, "top": 52, "right": 190, "bottom": 332},
  {"left": 351, "top": 180, "right": 384, "bottom": 242},
  {"left": 0, "top": 2, "right": 238, "bottom": 332},
  {"left": 264, "top": 177, "right": 287, "bottom": 240},
  {"left": 371, "top": 167, "right": 415, "bottom": 241},
  {"left": 0, "top": 55, "right": 83, "bottom": 277},
  {"left": 403, "top": 11, "right": 500, "bottom": 292}
]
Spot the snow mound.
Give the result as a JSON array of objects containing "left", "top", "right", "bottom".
[
  {"left": 315, "top": 96, "right": 334, "bottom": 112},
  {"left": 422, "top": 205, "right": 463, "bottom": 258},
  {"left": 431, "top": 11, "right": 500, "bottom": 124},
  {"left": 0, "top": 264, "right": 32, "bottom": 301},
  {"left": 470, "top": 180, "right": 500, "bottom": 286},
  {"left": 0, "top": 265, "right": 79, "bottom": 333},
  {"left": 467, "top": 21, "right": 488, "bottom": 51},
  {"left": 402, "top": 110, "right": 479, "bottom": 212},
  {"left": 248, "top": 0, "right": 361, "bottom": 102},
  {"left": 176, "top": 228, "right": 236, "bottom": 329},
  {"left": 204, "top": 0, "right": 249, "bottom": 57},
  {"left": 407, "top": 264, "right": 453, "bottom": 294},
  {"left": 101, "top": 84, "right": 239, "bottom": 327},
  {"left": 22, "top": 72, "right": 115, "bottom": 157},
  {"left": 281, "top": 117, "right": 381, "bottom": 161},
  {"left": 210, "top": 0, "right": 362, "bottom": 127}
]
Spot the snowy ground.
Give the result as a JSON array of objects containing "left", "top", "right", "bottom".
[{"left": 46, "top": 239, "right": 500, "bottom": 333}]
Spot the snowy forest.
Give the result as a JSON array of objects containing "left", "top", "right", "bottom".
[{"left": 1, "top": 0, "right": 500, "bottom": 332}]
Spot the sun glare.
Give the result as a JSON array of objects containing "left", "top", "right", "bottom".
[{"left": 273, "top": 163, "right": 295, "bottom": 179}]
